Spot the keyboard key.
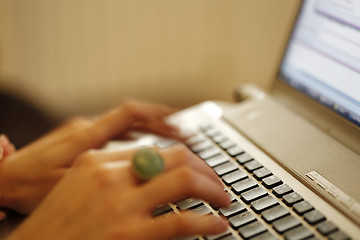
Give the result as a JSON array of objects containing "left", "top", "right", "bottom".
[
  {"left": 219, "top": 140, "right": 236, "bottom": 150},
  {"left": 262, "top": 175, "right": 283, "bottom": 189},
  {"left": 219, "top": 201, "right": 246, "bottom": 217},
  {"left": 206, "top": 153, "right": 229, "bottom": 168},
  {"left": 238, "top": 220, "right": 267, "bottom": 239},
  {"left": 152, "top": 203, "right": 172, "bottom": 216},
  {"left": 226, "top": 190, "right": 236, "bottom": 202},
  {"left": 328, "top": 231, "right": 350, "bottom": 240},
  {"left": 219, "top": 235, "right": 237, "bottom": 240},
  {"left": 213, "top": 162, "right": 238, "bottom": 176},
  {"left": 177, "top": 198, "right": 203, "bottom": 210},
  {"left": 272, "top": 184, "right": 293, "bottom": 198},
  {"left": 231, "top": 178, "right": 257, "bottom": 194},
  {"left": 204, "top": 229, "right": 232, "bottom": 240},
  {"left": 191, "top": 205, "right": 212, "bottom": 216},
  {"left": 250, "top": 231, "right": 277, "bottom": 240},
  {"left": 261, "top": 205, "right": 289, "bottom": 222},
  {"left": 198, "top": 148, "right": 221, "bottom": 160},
  {"left": 161, "top": 210, "right": 176, "bottom": 218},
  {"left": 212, "top": 191, "right": 236, "bottom": 210},
  {"left": 304, "top": 210, "right": 326, "bottom": 225},
  {"left": 283, "top": 192, "right": 303, "bottom": 206},
  {"left": 235, "top": 153, "right": 254, "bottom": 164},
  {"left": 240, "top": 187, "right": 268, "bottom": 204},
  {"left": 244, "top": 160, "right": 263, "bottom": 172},
  {"left": 173, "top": 236, "right": 199, "bottom": 240},
  {"left": 155, "top": 138, "right": 179, "bottom": 149},
  {"left": 222, "top": 169, "right": 248, "bottom": 185},
  {"left": 253, "top": 167, "right": 272, "bottom": 180},
  {"left": 316, "top": 221, "right": 338, "bottom": 235},
  {"left": 293, "top": 201, "right": 314, "bottom": 215},
  {"left": 186, "top": 135, "right": 205, "bottom": 146},
  {"left": 227, "top": 146, "right": 244, "bottom": 157},
  {"left": 200, "top": 124, "right": 213, "bottom": 131},
  {"left": 191, "top": 141, "right": 212, "bottom": 153},
  {"left": 251, "top": 195, "right": 278, "bottom": 213},
  {"left": 212, "top": 134, "right": 227, "bottom": 144},
  {"left": 204, "top": 128, "right": 220, "bottom": 138},
  {"left": 273, "top": 215, "right": 301, "bottom": 233},
  {"left": 283, "top": 225, "right": 313, "bottom": 240},
  {"left": 229, "top": 211, "right": 256, "bottom": 228}
]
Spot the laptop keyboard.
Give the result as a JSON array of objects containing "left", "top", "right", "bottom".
[{"left": 153, "top": 124, "right": 351, "bottom": 240}]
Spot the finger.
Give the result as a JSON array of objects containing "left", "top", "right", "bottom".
[
  {"left": 123, "top": 100, "right": 178, "bottom": 119},
  {"left": 161, "top": 145, "right": 223, "bottom": 188},
  {"left": 87, "top": 145, "right": 222, "bottom": 188},
  {"left": 135, "top": 167, "right": 230, "bottom": 212},
  {"left": 90, "top": 101, "right": 177, "bottom": 144},
  {"left": 130, "top": 121, "right": 183, "bottom": 140},
  {"left": 85, "top": 149, "right": 136, "bottom": 162},
  {"left": 145, "top": 212, "right": 228, "bottom": 240},
  {"left": 88, "top": 145, "right": 222, "bottom": 188},
  {"left": 71, "top": 157, "right": 135, "bottom": 188}
]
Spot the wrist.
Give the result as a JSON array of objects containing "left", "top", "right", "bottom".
[
  {"left": 0, "top": 156, "right": 17, "bottom": 209},
  {"left": 0, "top": 135, "right": 17, "bottom": 209},
  {"left": 0, "top": 153, "right": 37, "bottom": 214}
]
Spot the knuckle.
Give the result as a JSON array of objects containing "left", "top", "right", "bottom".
[
  {"left": 168, "top": 145, "right": 193, "bottom": 164},
  {"left": 93, "top": 165, "right": 117, "bottom": 187},
  {"left": 171, "top": 144, "right": 188, "bottom": 153},
  {"left": 62, "top": 117, "right": 94, "bottom": 145},
  {"left": 122, "top": 100, "right": 136, "bottom": 107},
  {"left": 121, "top": 100, "right": 137, "bottom": 113},
  {"left": 117, "top": 101, "right": 139, "bottom": 120},
  {"left": 176, "top": 167, "right": 197, "bottom": 189},
  {"left": 74, "top": 151, "right": 98, "bottom": 167},
  {"left": 65, "top": 116, "right": 93, "bottom": 130}
]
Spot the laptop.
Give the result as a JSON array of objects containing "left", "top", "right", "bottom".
[{"left": 105, "top": 0, "right": 360, "bottom": 239}]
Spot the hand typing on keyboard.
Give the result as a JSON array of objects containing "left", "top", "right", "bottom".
[
  {"left": 7, "top": 145, "right": 230, "bottom": 240},
  {"left": 0, "top": 100, "right": 181, "bottom": 214},
  {"left": 1, "top": 100, "right": 231, "bottom": 240}
]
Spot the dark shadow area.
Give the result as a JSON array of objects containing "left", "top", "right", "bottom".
[
  {"left": 0, "top": 91, "right": 60, "bottom": 237},
  {"left": 0, "top": 210, "right": 26, "bottom": 239},
  {"left": 0, "top": 91, "right": 58, "bottom": 149}
]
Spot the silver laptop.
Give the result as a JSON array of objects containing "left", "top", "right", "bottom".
[{"left": 106, "top": 0, "right": 360, "bottom": 239}]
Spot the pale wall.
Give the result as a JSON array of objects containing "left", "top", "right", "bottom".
[{"left": 0, "top": 0, "right": 299, "bottom": 119}]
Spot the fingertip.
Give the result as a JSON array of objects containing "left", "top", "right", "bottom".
[
  {"left": 211, "top": 191, "right": 231, "bottom": 210},
  {"left": 222, "top": 192, "right": 232, "bottom": 207},
  {"left": 213, "top": 183, "right": 231, "bottom": 207},
  {"left": 215, "top": 177, "right": 225, "bottom": 189},
  {"left": 206, "top": 215, "right": 229, "bottom": 235}
]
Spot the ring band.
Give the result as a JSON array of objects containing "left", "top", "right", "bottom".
[{"left": 131, "top": 148, "right": 165, "bottom": 181}]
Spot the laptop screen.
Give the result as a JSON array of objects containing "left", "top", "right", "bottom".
[{"left": 280, "top": 0, "right": 360, "bottom": 127}]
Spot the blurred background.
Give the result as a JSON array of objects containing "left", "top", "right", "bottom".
[{"left": 0, "top": 0, "right": 299, "bottom": 147}]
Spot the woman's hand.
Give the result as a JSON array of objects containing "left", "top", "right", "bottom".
[
  {"left": 0, "top": 101, "right": 181, "bottom": 214},
  {"left": 8, "top": 146, "right": 231, "bottom": 240}
]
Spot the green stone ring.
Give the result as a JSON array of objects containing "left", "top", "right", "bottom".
[{"left": 131, "top": 148, "right": 165, "bottom": 180}]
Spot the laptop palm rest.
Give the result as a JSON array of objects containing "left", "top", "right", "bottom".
[{"left": 223, "top": 96, "right": 360, "bottom": 224}]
